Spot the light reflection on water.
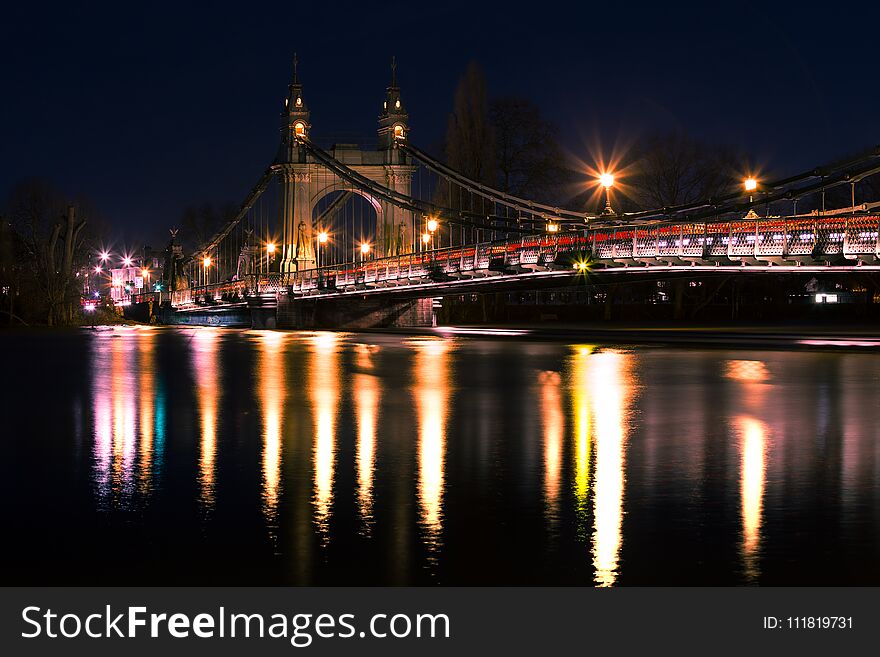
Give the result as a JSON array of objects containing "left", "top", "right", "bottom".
[
  {"left": 91, "top": 327, "right": 156, "bottom": 508},
  {"left": 410, "top": 337, "right": 452, "bottom": 561},
  {"left": 353, "top": 344, "right": 380, "bottom": 535},
  {"left": 25, "top": 327, "right": 870, "bottom": 585},
  {"left": 192, "top": 328, "right": 220, "bottom": 513},
  {"left": 309, "top": 332, "right": 341, "bottom": 545},
  {"left": 253, "top": 330, "right": 287, "bottom": 550}
]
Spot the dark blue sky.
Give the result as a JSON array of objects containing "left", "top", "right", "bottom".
[{"left": 3, "top": 1, "right": 878, "bottom": 246}]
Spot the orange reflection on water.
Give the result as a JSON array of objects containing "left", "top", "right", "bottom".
[
  {"left": 354, "top": 344, "right": 381, "bottom": 534},
  {"left": 539, "top": 370, "right": 564, "bottom": 530},
  {"left": 192, "top": 328, "right": 220, "bottom": 512},
  {"left": 737, "top": 416, "right": 767, "bottom": 582},
  {"left": 589, "top": 350, "right": 633, "bottom": 587},
  {"left": 411, "top": 338, "right": 452, "bottom": 555},
  {"left": 309, "top": 332, "right": 341, "bottom": 544},
  {"left": 727, "top": 357, "right": 770, "bottom": 582},
  {"left": 570, "top": 347, "right": 594, "bottom": 530},
  {"left": 254, "top": 330, "right": 287, "bottom": 543},
  {"left": 725, "top": 360, "right": 769, "bottom": 382}
]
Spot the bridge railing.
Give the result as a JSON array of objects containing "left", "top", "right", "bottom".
[{"left": 168, "top": 214, "right": 880, "bottom": 307}]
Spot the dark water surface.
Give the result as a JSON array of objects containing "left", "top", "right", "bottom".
[{"left": 3, "top": 327, "right": 879, "bottom": 585}]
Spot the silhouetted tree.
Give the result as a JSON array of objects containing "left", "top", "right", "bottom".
[
  {"left": 628, "top": 131, "right": 742, "bottom": 209},
  {"left": 5, "top": 179, "right": 89, "bottom": 325},
  {"left": 446, "top": 62, "right": 495, "bottom": 186},
  {"left": 180, "top": 201, "right": 237, "bottom": 251},
  {"left": 489, "top": 96, "right": 572, "bottom": 203}
]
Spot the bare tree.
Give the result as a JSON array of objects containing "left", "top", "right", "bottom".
[
  {"left": 445, "top": 62, "right": 496, "bottom": 186},
  {"left": 180, "top": 201, "right": 236, "bottom": 251},
  {"left": 628, "top": 131, "right": 742, "bottom": 210},
  {"left": 6, "top": 179, "right": 88, "bottom": 325},
  {"left": 489, "top": 97, "right": 573, "bottom": 203}
]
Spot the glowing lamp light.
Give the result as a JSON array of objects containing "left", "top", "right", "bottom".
[
  {"left": 427, "top": 218, "right": 439, "bottom": 233},
  {"left": 422, "top": 232, "right": 431, "bottom": 244},
  {"left": 360, "top": 242, "right": 371, "bottom": 255},
  {"left": 317, "top": 231, "right": 329, "bottom": 244},
  {"left": 94, "top": 266, "right": 102, "bottom": 273},
  {"left": 203, "top": 256, "right": 212, "bottom": 268},
  {"left": 599, "top": 173, "right": 615, "bottom": 189},
  {"left": 267, "top": 242, "right": 276, "bottom": 254},
  {"left": 141, "top": 269, "right": 149, "bottom": 277},
  {"left": 547, "top": 222, "right": 559, "bottom": 233},
  {"left": 122, "top": 257, "right": 133, "bottom": 267},
  {"left": 744, "top": 177, "right": 758, "bottom": 192},
  {"left": 99, "top": 251, "right": 109, "bottom": 261}
]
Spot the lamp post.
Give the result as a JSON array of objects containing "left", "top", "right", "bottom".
[
  {"left": 317, "top": 231, "right": 328, "bottom": 269},
  {"left": 203, "top": 256, "right": 211, "bottom": 289},
  {"left": 359, "top": 242, "right": 371, "bottom": 263},
  {"left": 426, "top": 217, "right": 439, "bottom": 252},
  {"left": 599, "top": 173, "right": 615, "bottom": 215},
  {"left": 744, "top": 177, "right": 758, "bottom": 203},
  {"left": 266, "top": 242, "right": 276, "bottom": 273}
]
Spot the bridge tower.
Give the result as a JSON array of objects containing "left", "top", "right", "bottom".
[
  {"left": 377, "top": 57, "right": 414, "bottom": 256},
  {"left": 277, "top": 55, "right": 315, "bottom": 272},
  {"left": 275, "top": 57, "right": 418, "bottom": 269}
]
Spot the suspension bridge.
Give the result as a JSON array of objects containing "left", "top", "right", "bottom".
[{"left": 144, "top": 60, "right": 880, "bottom": 329}]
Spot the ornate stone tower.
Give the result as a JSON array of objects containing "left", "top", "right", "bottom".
[
  {"left": 377, "top": 57, "right": 414, "bottom": 255},
  {"left": 277, "top": 55, "right": 315, "bottom": 272},
  {"left": 377, "top": 56, "right": 409, "bottom": 160}
]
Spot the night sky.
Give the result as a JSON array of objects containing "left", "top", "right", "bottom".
[{"left": 3, "top": 1, "right": 878, "bottom": 247}]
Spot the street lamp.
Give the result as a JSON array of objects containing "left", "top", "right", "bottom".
[
  {"left": 94, "top": 266, "right": 102, "bottom": 274},
  {"left": 599, "top": 172, "right": 615, "bottom": 215},
  {"left": 123, "top": 256, "right": 133, "bottom": 267},
  {"left": 317, "top": 231, "right": 328, "bottom": 268},
  {"left": 99, "top": 251, "right": 109, "bottom": 262},
  {"left": 427, "top": 218, "right": 439, "bottom": 233},
  {"left": 360, "top": 242, "right": 371, "bottom": 258},
  {"left": 744, "top": 177, "right": 758, "bottom": 203},
  {"left": 546, "top": 221, "right": 559, "bottom": 233},
  {"left": 266, "top": 242, "right": 276, "bottom": 274}
]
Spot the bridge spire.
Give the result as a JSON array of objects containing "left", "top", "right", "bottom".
[
  {"left": 378, "top": 56, "right": 409, "bottom": 153},
  {"left": 278, "top": 53, "right": 311, "bottom": 152}
]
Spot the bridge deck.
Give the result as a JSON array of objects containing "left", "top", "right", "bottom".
[{"left": 161, "top": 214, "right": 880, "bottom": 308}]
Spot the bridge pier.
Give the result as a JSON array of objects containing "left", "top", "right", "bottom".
[{"left": 276, "top": 293, "right": 433, "bottom": 329}]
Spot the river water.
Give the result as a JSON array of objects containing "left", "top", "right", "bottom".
[{"left": 3, "top": 326, "right": 878, "bottom": 585}]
